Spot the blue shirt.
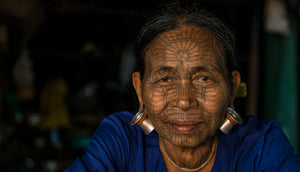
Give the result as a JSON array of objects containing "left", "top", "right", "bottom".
[{"left": 65, "top": 111, "right": 300, "bottom": 172}]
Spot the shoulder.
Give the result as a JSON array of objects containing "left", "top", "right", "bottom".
[
  {"left": 232, "top": 115, "right": 294, "bottom": 154},
  {"left": 221, "top": 115, "right": 282, "bottom": 147},
  {"left": 233, "top": 115, "right": 292, "bottom": 152},
  {"left": 102, "top": 111, "right": 135, "bottom": 126},
  {"left": 92, "top": 111, "right": 142, "bottom": 143},
  {"left": 233, "top": 115, "right": 281, "bottom": 138},
  {"left": 218, "top": 115, "right": 300, "bottom": 171},
  {"left": 65, "top": 111, "right": 147, "bottom": 172}
]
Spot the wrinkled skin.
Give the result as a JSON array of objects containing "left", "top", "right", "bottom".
[{"left": 132, "top": 25, "right": 240, "bottom": 170}]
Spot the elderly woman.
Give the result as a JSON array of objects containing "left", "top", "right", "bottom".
[{"left": 65, "top": 3, "right": 300, "bottom": 172}]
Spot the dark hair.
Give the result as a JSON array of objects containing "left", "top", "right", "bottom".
[{"left": 134, "top": 3, "right": 237, "bottom": 79}]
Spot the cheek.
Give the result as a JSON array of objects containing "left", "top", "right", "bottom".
[
  {"left": 143, "top": 85, "right": 169, "bottom": 114},
  {"left": 195, "top": 85, "right": 229, "bottom": 114}
]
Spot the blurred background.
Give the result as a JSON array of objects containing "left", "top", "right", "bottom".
[{"left": 0, "top": 0, "right": 299, "bottom": 171}]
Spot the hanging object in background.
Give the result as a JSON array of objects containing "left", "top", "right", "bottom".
[
  {"left": 264, "top": 0, "right": 290, "bottom": 35},
  {"left": 39, "top": 77, "right": 70, "bottom": 149},
  {"left": 39, "top": 77, "right": 71, "bottom": 130},
  {"left": 12, "top": 48, "right": 35, "bottom": 101},
  {"left": 236, "top": 82, "right": 247, "bottom": 98}
]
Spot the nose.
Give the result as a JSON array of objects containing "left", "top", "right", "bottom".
[{"left": 175, "top": 80, "right": 197, "bottom": 110}]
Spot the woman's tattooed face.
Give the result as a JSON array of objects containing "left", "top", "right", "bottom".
[{"left": 142, "top": 26, "right": 231, "bottom": 147}]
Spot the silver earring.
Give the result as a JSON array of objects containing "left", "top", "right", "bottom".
[
  {"left": 219, "top": 107, "right": 243, "bottom": 134},
  {"left": 130, "top": 108, "right": 154, "bottom": 135}
]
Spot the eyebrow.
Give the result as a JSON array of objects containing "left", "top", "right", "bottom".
[
  {"left": 160, "top": 66, "right": 174, "bottom": 71},
  {"left": 152, "top": 66, "right": 174, "bottom": 74},
  {"left": 155, "top": 66, "right": 209, "bottom": 72},
  {"left": 192, "top": 65, "right": 223, "bottom": 74},
  {"left": 153, "top": 65, "right": 222, "bottom": 75},
  {"left": 190, "top": 66, "right": 208, "bottom": 72}
]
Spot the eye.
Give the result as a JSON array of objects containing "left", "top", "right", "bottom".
[
  {"left": 200, "top": 76, "right": 209, "bottom": 82},
  {"left": 160, "top": 76, "right": 172, "bottom": 82},
  {"left": 193, "top": 75, "right": 211, "bottom": 84}
]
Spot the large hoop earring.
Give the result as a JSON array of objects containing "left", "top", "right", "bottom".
[
  {"left": 219, "top": 107, "right": 243, "bottom": 134},
  {"left": 130, "top": 108, "right": 154, "bottom": 135}
]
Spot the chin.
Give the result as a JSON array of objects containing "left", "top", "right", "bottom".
[{"left": 167, "top": 132, "right": 208, "bottom": 148}]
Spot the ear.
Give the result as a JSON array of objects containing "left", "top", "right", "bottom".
[
  {"left": 229, "top": 70, "right": 241, "bottom": 108},
  {"left": 132, "top": 72, "right": 144, "bottom": 110}
]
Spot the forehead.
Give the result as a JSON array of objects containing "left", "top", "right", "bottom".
[{"left": 144, "top": 26, "right": 225, "bottom": 68}]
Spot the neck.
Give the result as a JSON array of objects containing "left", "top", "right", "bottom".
[{"left": 159, "top": 135, "right": 218, "bottom": 172}]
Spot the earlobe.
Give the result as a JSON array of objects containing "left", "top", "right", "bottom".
[
  {"left": 132, "top": 72, "right": 143, "bottom": 110},
  {"left": 230, "top": 71, "right": 241, "bottom": 107}
]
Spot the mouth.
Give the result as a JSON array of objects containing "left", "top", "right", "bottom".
[{"left": 168, "top": 120, "right": 202, "bottom": 133}]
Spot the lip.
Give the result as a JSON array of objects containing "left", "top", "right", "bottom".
[{"left": 168, "top": 120, "right": 202, "bottom": 133}]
